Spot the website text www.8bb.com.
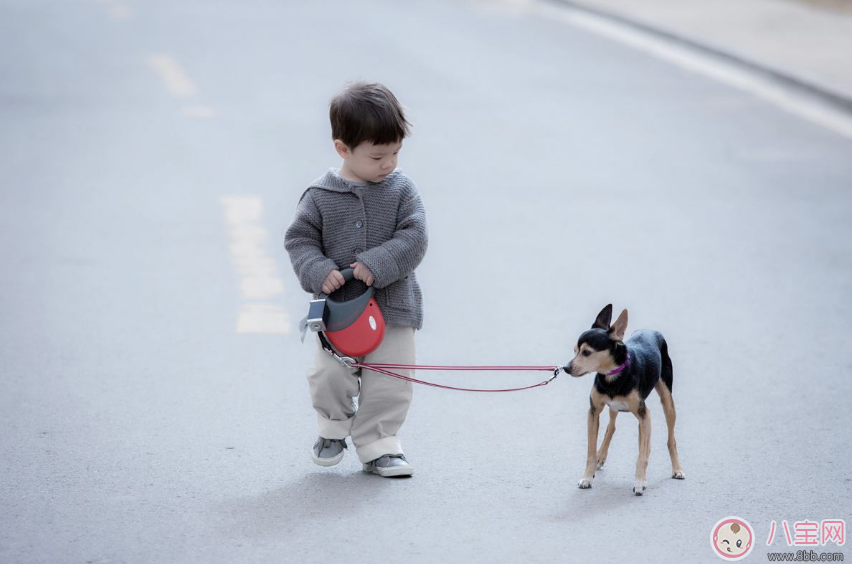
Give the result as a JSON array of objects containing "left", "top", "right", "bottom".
[{"left": 767, "top": 550, "right": 844, "bottom": 561}]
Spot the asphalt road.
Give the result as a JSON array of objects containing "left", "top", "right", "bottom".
[{"left": 1, "top": 0, "right": 851, "bottom": 563}]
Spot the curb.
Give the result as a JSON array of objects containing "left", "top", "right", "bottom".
[{"left": 548, "top": 0, "right": 852, "bottom": 114}]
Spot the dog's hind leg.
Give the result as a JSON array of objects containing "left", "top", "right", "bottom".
[
  {"left": 633, "top": 402, "right": 651, "bottom": 495},
  {"left": 596, "top": 409, "right": 618, "bottom": 469},
  {"left": 656, "top": 378, "right": 685, "bottom": 480}
]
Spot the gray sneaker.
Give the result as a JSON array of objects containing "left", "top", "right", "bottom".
[
  {"left": 362, "top": 454, "right": 414, "bottom": 477},
  {"left": 311, "top": 437, "right": 347, "bottom": 467}
]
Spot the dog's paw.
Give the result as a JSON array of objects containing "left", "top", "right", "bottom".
[
  {"left": 632, "top": 480, "right": 647, "bottom": 496},
  {"left": 672, "top": 471, "right": 685, "bottom": 480},
  {"left": 578, "top": 478, "right": 593, "bottom": 489},
  {"left": 596, "top": 457, "right": 606, "bottom": 470}
]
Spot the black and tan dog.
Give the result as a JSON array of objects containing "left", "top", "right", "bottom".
[{"left": 563, "top": 304, "right": 685, "bottom": 495}]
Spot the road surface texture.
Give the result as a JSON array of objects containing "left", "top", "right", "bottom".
[{"left": 1, "top": 0, "right": 850, "bottom": 562}]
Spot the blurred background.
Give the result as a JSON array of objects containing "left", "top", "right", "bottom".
[{"left": 1, "top": 0, "right": 851, "bottom": 562}]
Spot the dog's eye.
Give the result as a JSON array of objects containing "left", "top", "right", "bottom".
[{"left": 582, "top": 350, "right": 592, "bottom": 357}]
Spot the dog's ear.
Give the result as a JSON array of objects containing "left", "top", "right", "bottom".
[
  {"left": 609, "top": 309, "right": 629, "bottom": 341},
  {"left": 593, "top": 304, "right": 613, "bottom": 330}
]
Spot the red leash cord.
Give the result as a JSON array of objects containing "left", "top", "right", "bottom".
[
  {"left": 347, "top": 361, "right": 563, "bottom": 393},
  {"left": 316, "top": 333, "right": 563, "bottom": 393}
]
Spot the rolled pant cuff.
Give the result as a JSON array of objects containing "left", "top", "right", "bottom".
[
  {"left": 356, "top": 436, "right": 404, "bottom": 464},
  {"left": 317, "top": 414, "right": 353, "bottom": 440}
]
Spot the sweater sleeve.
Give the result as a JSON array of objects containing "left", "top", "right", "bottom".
[
  {"left": 356, "top": 180, "right": 428, "bottom": 289},
  {"left": 284, "top": 190, "right": 339, "bottom": 294}
]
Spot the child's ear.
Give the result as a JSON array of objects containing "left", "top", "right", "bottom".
[
  {"left": 609, "top": 309, "right": 628, "bottom": 341},
  {"left": 333, "top": 139, "right": 351, "bottom": 159},
  {"left": 592, "top": 304, "right": 612, "bottom": 330}
]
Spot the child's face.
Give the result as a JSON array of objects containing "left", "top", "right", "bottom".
[{"left": 337, "top": 140, "right": 402, "bottom": 183}]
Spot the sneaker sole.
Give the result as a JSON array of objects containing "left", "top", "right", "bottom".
[
  {"left": 362, "top": 463, "right": 414, "bottom": 477},
  {"left": 312, "top": 450, "right": 345, "bottom": 467}
]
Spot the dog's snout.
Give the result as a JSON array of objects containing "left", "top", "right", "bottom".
[{"left": 564, "top": 361, "right": 586, "bottom": 377}]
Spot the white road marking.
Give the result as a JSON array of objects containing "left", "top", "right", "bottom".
[
  {"left": 181, "top": 105, "right": 218, "bottom": 119},
  {"left": 532, "top": 2, "right": 852, "bottom": 141},
  {"left": 93, "top": 0, "right": 134, "bottom": 21},
  {"left": 146, "top": 55, "right": 198, "bottom": 100},
  {"left": 236, "top": 304, "right": 291, "bottom": 335},
  {"left": 110, "top": 3, "right": 133, "bottom": 20},
  {"left": 220, "top": 196, "right": 290, "bottom": 335}
]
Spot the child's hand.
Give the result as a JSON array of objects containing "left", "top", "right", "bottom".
[
  {"left": 321, "top": 270, "right": 346, "bottom": 295},
  {"left": 350, "top": 262, "right": 375, "bottom": 286}
]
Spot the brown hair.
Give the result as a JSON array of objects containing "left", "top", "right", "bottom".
[
  {"left": 731, "top": 523, "right": 741, "bottom": 534},
  {"left": 329, "top": 82, "right": 411, "bottom": 149}
]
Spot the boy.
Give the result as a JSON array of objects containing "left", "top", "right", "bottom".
[{"left": 284, "top": 82, "right": 428, "bottom": 477}]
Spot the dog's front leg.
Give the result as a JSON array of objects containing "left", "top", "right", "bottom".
[
  {"left": 597, "top": 409, "right": 618, "bottom": 469},
  {"left": 579, "top": 395, "right": 604, "bottom": 489}
]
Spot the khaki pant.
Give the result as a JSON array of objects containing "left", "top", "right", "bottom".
[{"left": 308, "top": 325, "right": 415, "bottom": 463}]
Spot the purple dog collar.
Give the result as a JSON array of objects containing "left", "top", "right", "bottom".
[{"left": 604, "top": 356, "right": 630, "bottom": 376}]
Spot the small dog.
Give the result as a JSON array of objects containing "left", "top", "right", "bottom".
[{"left": 563, "top": 304, "right": 685, "bottom": 495}]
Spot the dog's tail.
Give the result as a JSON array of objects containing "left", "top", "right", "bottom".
[{"left": 660, "top": 337, "right": 674, "bottom": 393}]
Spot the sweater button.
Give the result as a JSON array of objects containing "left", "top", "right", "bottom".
[{"left": 355, "top": 221, "right": 363, "bottom": 229}]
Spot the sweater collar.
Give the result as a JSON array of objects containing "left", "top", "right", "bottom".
[{"left": 310, "top": 168, "right": 399, "bottom": 193}]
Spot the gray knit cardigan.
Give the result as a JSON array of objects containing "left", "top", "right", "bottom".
[{"left": 284, "top": 169, "right": 428, "bottom": 329}]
